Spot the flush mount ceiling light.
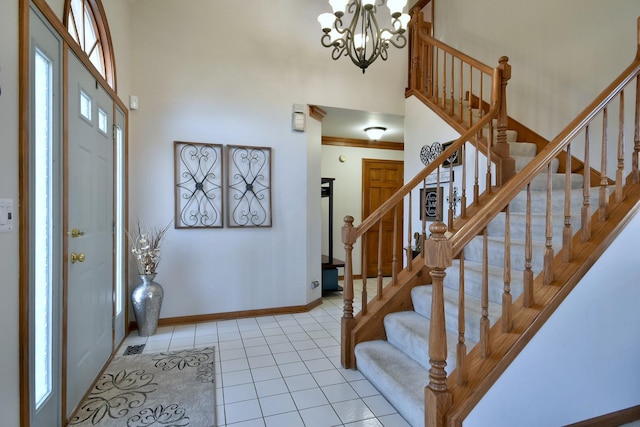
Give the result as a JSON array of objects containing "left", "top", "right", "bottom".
[
  {"left": 317, "top": 0, "right": 410, "bottom": 73},
  {"left": 364, "top": 126, "right": 387, "bottom": 140}
]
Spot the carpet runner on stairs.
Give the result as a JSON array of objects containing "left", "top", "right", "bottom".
[{"left": 354, "top": 136, "right": 605, "bottom": 427}]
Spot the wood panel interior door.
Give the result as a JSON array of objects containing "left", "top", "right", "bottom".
[{"left": 362, "top": 159, "right": 404, "bottom": 278}]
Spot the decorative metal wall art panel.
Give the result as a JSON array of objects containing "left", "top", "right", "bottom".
[
  {"left": 174, "top": 141, "right": 223, "bottom": 228},
  {"left": 420, "top": 186, "right": 443, "bottom": 221},
  {"left": 227, "top": 145, "right": 272, "bottom": 227}
]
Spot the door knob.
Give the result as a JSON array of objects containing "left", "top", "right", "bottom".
[
  {"left": 70, "top": 228, "right": 85, "bottom": 238},
  {"left": 71, "top": 252, "right": 86, "bottom": 263}
]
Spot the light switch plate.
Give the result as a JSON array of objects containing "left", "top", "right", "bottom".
[{"left": 0, "top": 199, "right": 14, "bottom": 233}]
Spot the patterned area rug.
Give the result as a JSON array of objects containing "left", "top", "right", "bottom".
[{"left": 68, "top": 346, "right": 216, "bottom": 427}]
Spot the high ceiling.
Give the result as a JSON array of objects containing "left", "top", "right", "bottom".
[{"left": 318, "top": 105, "right": 405, "bottom": 143}]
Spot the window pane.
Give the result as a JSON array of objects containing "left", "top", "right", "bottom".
[
  {"left": 89, "top": 45, "right": 104, "bottom": 76},
  {"left": 98, "top": 108, "right": 107, "bottom": 134},
  {"left": 80, "top": 89, "right": 91, "bottom": 121},
  {"left": 34, "top": 48, "right": 53, "bottom": 408},
  {"left": 70, "top": 0, "right": 85, "bottom": 49},
  {"left": 115, "top": 125, "right": 124, "bottom": 315},
  {"left": 83, "top": 7, "right": 97, "bottom": 50}
]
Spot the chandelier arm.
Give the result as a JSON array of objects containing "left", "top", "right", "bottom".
[{"left": 384, "top": 33, "right": 407, "bottom": 49}]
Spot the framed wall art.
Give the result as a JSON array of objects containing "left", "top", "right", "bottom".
[
  {"left": 425, "top": 169, "right": 453, "bottom": 185},
  {"left": 442, "top": 140, "right": 463, "bottom": 167},
  {"left": 174, "top": 141, "right": 224, "bottom": 228},
  {"left": 226, "top": 145, "right": 272, "bottom": 227},
  {"left": 420, "top": 186, "right": 443, "bottom": 221}
]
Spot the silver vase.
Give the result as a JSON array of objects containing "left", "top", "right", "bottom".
[{"left": 131, "top": 273, "right": 164, "bottom": 337}]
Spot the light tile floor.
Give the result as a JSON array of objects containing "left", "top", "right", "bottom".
[{"left": 119, "top": 289, "right": 411, "bottom": 427}]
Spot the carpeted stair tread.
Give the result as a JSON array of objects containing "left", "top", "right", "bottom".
[
  {"left": 384, "top": 311, "right": 465, "bottom": 374},
  {"left": 443, "top": 259, "right": 525, "bottom": 304},
  {"left": 513, "top": 155, "right": 559, "bottom": 173},
  {"left": 411, "top": 285, "right": 502, "bottom": 343},
  {"left": 486, "top": 211, "right": 584, "bottom": 241},
  {"left": 355, "top": 340, "right": 428, "bottom": 427},
  {"left": 530, "top": 172, "right": 584, "bottom": 190},
  {"left": 508, "top": 142, "right": 538, "bottom": 157},
  {"left": 509, "top": 186, "right": 605, "bottom": 213},
  {"left": 462, "top": 234, "right": 546, "bottom": 274}
]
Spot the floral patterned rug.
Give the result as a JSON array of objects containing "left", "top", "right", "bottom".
[{"left": 68, "top": 347, "right": 216, "bottom": 427}]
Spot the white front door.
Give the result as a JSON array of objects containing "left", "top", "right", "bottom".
[{"left": 65, "top": 51, "right": 114, "bottom": 417}]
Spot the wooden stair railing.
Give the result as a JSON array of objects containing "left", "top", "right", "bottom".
[
  {"left": 341, "top": 10, "right": 640, "bottom": 427},
  {"left": 341, "top": 46, "right": 511, "bottom": 370},
  {"left": 407, "top": 7, "right": 516, "bottom": 185},
  {"left": 427, "top": 17, "right": 640, "bottom": 427}
]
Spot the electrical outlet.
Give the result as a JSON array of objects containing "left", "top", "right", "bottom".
[{"left": 311, "top": 280, "right": 320, "bottom": 289}]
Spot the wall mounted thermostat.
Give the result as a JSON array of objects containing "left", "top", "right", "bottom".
[
  {"left": 0, "top": 199, "right": 14, "bottom": 233},
  {"left": 292, "top": 104, "right": 306, "bottom": 132}
]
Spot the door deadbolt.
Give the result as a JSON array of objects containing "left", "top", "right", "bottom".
[
  {"left": 70, "top": 252, "right": 86, "bottom": 263},
  {"left": 70, "top": 228, "right": 85, "bottom": 238}
]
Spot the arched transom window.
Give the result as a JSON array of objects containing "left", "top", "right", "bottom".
[{"left": 65, "top": 0, "right": 116, "bottom": 89}]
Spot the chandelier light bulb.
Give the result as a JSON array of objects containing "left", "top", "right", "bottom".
[
  {"left": 386, "top": 0, "right": 407, "bottom": 17},
  {"left": 397, "top": 13, "right": 411, "bottom": 31},
  {"left": 317, "top": 13, "right": 336, "bottom": 32},
  {"left": 329, "top": 0, "right": 349, "bottom": 16}
]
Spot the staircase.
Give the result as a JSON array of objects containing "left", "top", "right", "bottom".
[
  {"left": 354, "top": 138, "right": 604, "bottom": 426},
  {"left": 339, "top": 12, "right": 640, "bottom": 427}
]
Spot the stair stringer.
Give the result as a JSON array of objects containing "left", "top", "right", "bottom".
[{"left": 446, "top": 180, "right": 640, "bottom": 427}]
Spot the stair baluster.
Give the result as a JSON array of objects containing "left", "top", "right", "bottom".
[
  {"left": 523, "top": 183, "right": 534, "bottom": 308},
  {"left": 543, "top": 163, "right": 555, "bottom": 286},
  {"left": 616, "top": 91, "right": 626, "bottom": 203},
  {"left": 461, "top": 143, "right": 467, "bottom": 219},
  {"left": 480, "top": 228, "right": 491, "bottom": 358},
  {"left": 600, "top": 107, "right": 610, "bottom": 221},
  {"left": 633, "top": 75, "right": 640, "bottom": 184},
  {"left": 563, "top": 144, "right": 573, "bottom": 263},
  {"left": 362, "top": 233, "right": 368, "bottom": 316},
  {"left": 456, "top": 250, "right": 467, "bottom": 385},
  {"left": 393, "top": 205, "right": 399, "bottom": 282},
  {"left": 502, "top": 205, "right": 513, "bottom": 332},
  {"left": 377, "top": 220, "right": 383, "bottom": 295},
  {"left": 582, "top": 126, "right": 592, "bottom": 241}
]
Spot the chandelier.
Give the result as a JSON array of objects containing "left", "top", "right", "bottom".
[{"left": 317, "top": 0, "right": 410, "bottom": 73}]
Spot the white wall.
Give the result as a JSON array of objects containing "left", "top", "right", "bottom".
[
  {"left": 321, "top": 145, "right": 405, "bottom": 275},
  {"left": 306, "top": 114, "right": 323, "bottom": 302},
  {"left": 0, "top": 1, "right": 20, "bottom": 425},
  {"left": 465, "top": 213, "right": 640, "bottom": 426},
  {"left": 127, "top": 0, "right": 407, "bottom": 318}
]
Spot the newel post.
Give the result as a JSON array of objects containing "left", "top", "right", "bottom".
[
  {"left": 341, "top": 216, "right": 357, "bottom": 369},
  {"left": 408, "top": 8, "right": 423, "bottom": 93},
  {"left": 424, "top": 222, "right": 453, "bottom": 427},
  {"left": 495, "top": 56, "right": 516, "bottom": 185}
]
